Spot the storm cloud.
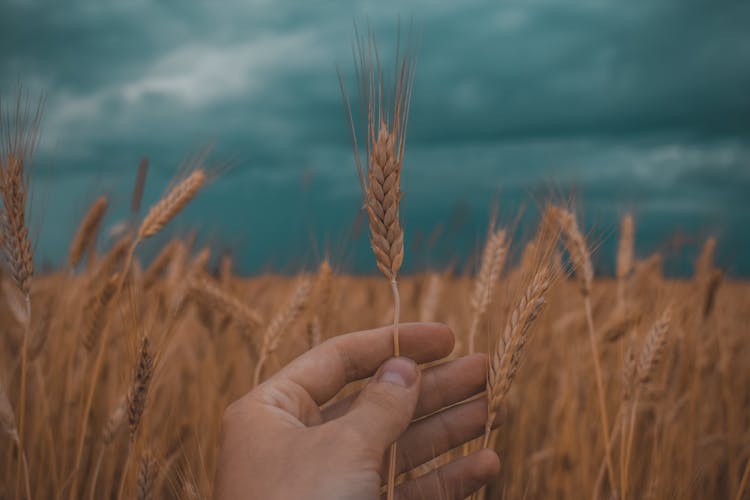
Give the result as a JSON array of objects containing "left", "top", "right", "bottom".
[{"left": 2, "top": 0, "right": 749, "bottom": 274}]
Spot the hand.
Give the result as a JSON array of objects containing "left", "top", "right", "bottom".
[{"left": 214, "top": 322, "right": 500, "bottom": 499}]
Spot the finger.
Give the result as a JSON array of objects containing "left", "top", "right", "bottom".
[
  {"left": 274, "top": 322, "right": 453, "bottom": 406},
  {"left": 334, "top": 357, "right": 421, "bottom": 454},
  {"left": 395, "top": 397, "right": 500, "bottom": 475},
  {"left": 322, "top": 354, "right": 487, "bottom": 422},
  {"left": 392, "top": 449, "right": 500, "bottom": 500}
]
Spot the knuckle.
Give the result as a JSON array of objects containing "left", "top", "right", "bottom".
[
  {"left": 329, "top": 337, "right": 359, "bottom": 381},
  {"left": 221, "top": 399, "right": 242, "bottom": 426},
  {"left": 222, "top": 396, "right": 256, "bottom": 429},
  {"left": 367, "top": 384, "right": 409, "bottom": 418}
]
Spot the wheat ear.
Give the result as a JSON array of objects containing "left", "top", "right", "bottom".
[
  {"left": 622, "top": 306, "right": 672, "bottom": 500},
  {"left": 308, "top": 259, "right": 335, "bottom": 347},
  {"left": 127, "top": 335, "right": 154, "bottom": 442},
  {"left": 694, "top": 236, "right": 716, "bottom": 282},
  {"left": 189, "top": 274, "right": 263, "bottom": 328},
  {"left": 484, "top": 266, "right": 551, "bottom": 447},
  {"left": 554, "top": 207, "right": 593, "bottom": 297},
  {"left": 253, "top": 277, "right": 312, "bottom": 386},
  {"left": 142, "top": 240, "right": 179, "bottom": 290},
  {"left": 0, "top": 155, "right": 34, "bottom": 298},
  {"left": 69, "top": 196, "right": 108, "bottom": 269},
  {"left": 366, "top": 125, "right": 405, "bottom": 284},
  {"left": 635, "top": 305, "right": 672, "bottom": 388},
  {"left": 703, "top": 268, "right": 723, "bottom": 319},
  {"left": 114, "top": 336, "right": 155, "bottom": 500},
  {"left": 694, "top": 237, "right": 721, "bottom": 319},
  {"left": 137, "top": 169, "right": 206, "bottom": 241},
  {"left": 616, "top": 214, "right": 634, "bottom": 309},
  {"left": 88, "top": 394, "right": 127, "bottom": 500},
  {"left": 0, "top": 382, "right": 30, "bottom": 500},
  {"left": 135, "top": 450, "right": 158, "bottom": 500},
  {"left": 468, "top": 228, "right": 507, "bottom": 354},
  {"left": 81, "top": 274, "right": 118, "bottom": 351},
  {"left": 0, "top": 93, "right": 42, "bottom": 500},
  {"left": 91, "top": 235, "right": 132, "bottom": 283}
]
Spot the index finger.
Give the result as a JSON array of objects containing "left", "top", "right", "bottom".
[{"left": 272, "top": 322, "right": 454, "bottom": 406}]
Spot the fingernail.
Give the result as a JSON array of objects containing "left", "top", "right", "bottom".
[{"left": 376, "top": 357, "right": 418, "bottom": 388}]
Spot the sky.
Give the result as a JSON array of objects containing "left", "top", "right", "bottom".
[{"left": 1, "top": 0, "right": 749, "bottom": 276}]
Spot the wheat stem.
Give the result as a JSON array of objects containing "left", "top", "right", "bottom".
[
  {"left": 15, "top": 296, "right": 31, "bottom": 500},
  {"left": 386, "top": 278, "right": 401, "bottom": 500},
  {"left": 737, "top": 458, "right": 750, "bottom": 500},
  {"left": 585, "top": 296, "right": 616, "bottom": 494}
]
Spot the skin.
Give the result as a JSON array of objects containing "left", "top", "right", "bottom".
[{"left": 215, "top": 322, "right": 501, "bottom": 500}]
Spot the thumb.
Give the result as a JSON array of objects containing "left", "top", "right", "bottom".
[{"left": 339, "top": 357, "right": 421, "bottom": 453}]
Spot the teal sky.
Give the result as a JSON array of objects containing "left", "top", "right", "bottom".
[{"left": 2, "top": 0, "right": 749, "bottom": 276}]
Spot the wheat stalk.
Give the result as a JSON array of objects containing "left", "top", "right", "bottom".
[
  {"left": 253, "top": 277, "right": 311, "bottom": 386},
  {"left": 418, "top": 271, "right": 443, "bottom": 322},
  {"left": 307, "top": 260, "right": 335, "bottom": 347},
  {"left": 694, "top": 236, "right": 716, "bottom": 283},
  {"left": 142, "top": 240, "right": 179, "bottom": 290},
  {"left": 1, "top": 387, "right": 29, "bottom": 500},
  {"left": 27, "top": 295, "right": 52, "bottom": 361},
  {"left": 484, "top": 266, "right": 551, "bottom": 447},
  {"left": 137, "top": 169, "right": 206, "bottom": 241},
  {"left": 553, "top": 206, "right": 615, "bottom": 492},
  {"left": 468, "top": 228, "right": 507, "bottom": 354},
  {"left": 127, "top": 335, "right": 154, "bottom": 442},
  {"left": 0, "top": 92, "right": 41, "bottom": 500},
  {"left": 114, "top": 336, "right": 156, "bottom": 500},
  {"left": 554, "top": 207, "right": 593, "bottom": 297},
  {"left": 635, "top": 305, "right": 672, "bottom": 388},
  {"left": 0, "top": 382, "right": 30, "bottom": 500},
  {"left": 616, "top": 214, "right": 634, "bottom": 309},
  {"left": 189, "top": 274, "right": 263, "bottom": 329},
  {"left": 69, "top": 196, "right": 108, "bottom": 270},
  {"left": 601, "top": 308, "right": 639, "bottom": 343},
  {"left": 135, "top": 450, "right": 158, "bottom": 500},
  {"left": 477, "top": 207, "right": 559, "bottom": 485},
  {"left": 88, "top": 394, "right": 127, "bottom": 500},
  {"left": 703, "top": 269, "right": 723, "bottom": 319},
  {"left": 102, "top": 394, "right": 128, "bottom": 446},
  {"left": 621, "top": 305, "right": 672, "bottom": 500},
  {"left": 81, "top": 274, "right": 118, "bottom": 351},
  {"left": 341, "top": 29, "right": 416, "bottom": 500},
  {"left": 91, "top": 235, "right": 133, "bottom": 286},
  {"left": 131, "top": 157, "right": 149, "bottom": 214},
  {"left": 0, "top": 381, "right": 19, "bottom": 444}
]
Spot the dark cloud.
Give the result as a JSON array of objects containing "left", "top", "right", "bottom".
[{"left": 1, "top": 0, "right": 749, "bottom": 275}]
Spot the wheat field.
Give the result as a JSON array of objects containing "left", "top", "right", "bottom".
[
  {"left": 0, "top": 184, "right": 748, "bottom": 499},
  {"left": 1, "top": 41, "right": 749, "bottom": 499}
]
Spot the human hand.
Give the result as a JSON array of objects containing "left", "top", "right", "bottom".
[{"left": 214, "top": 322, "right": 500, "bottom": 499}]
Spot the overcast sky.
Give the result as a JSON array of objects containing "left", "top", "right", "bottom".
[{"left": 2, "top": 0, "right": 749, "bottom": 275}]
